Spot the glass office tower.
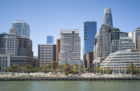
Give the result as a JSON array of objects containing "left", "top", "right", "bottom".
[
  {"left": 84, "top": 21, "right": 97, "bottom": 54},
  {"left": 10, "top": 20, "right": 30, "bottom": 38},
  {"left": 47, "top": 35, "right": 54, "bottom": 44}
]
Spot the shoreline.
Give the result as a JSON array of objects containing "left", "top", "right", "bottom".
[{"left": 1, "top": 76, "right": 140, "bottom": 81}]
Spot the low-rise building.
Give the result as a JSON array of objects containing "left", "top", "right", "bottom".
[
  {"left": 100, "top": 49, "right": 140, "bottom": 74},
  {"left": 0, "top": 54, "right": 10, "bottom": 71}
]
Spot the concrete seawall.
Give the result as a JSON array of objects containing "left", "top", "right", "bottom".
[{"left": 1, "top": 77, "right": 140, "bottom": 81}]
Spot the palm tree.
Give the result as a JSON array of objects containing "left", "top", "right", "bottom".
[
  {"left": 26, "top": 64, "right": 32, "bottom": 75},
  {"left": 73, "top": 64, "right": 79, "bottom": 75},
  {"left": 44, "top": 64, "right": 48, "bottom": 73},
  {"left": 64, "top": 63, "right": 71, "bottom": 75},
  {"left": 127, "top": 63, "right": 138, "bottom": 75},
  {"left": 11, "top": 64, "right": 19, "bottom": 75},
  {"left": 20, "top": 67, "right": 26, "bottom": 73},
  {"left": 58, "top": 64, "right": 63, "bottom": 72},
  {"left": 95, "top": 67, "right": 102, "bottom": 73},
  {"left": 5, "top": 67, "right": 11, "bottom": 72},
  {"left": 105, "top": 67, "right": 111, "bottom": 74}
]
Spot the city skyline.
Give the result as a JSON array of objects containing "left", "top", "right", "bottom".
[{"left": 0, "top": 0, "right": 140, "bottom": 56}]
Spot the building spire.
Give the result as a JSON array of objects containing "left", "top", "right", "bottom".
[{"left": 103, "top": 8, "right": 113, "bottom": 27}]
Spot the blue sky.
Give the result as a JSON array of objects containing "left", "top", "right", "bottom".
[{"left": 0, "top": 0, "right": 140, "bottom": 56}]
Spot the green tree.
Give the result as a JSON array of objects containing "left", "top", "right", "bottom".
[
  {"left": 20, "top": 67, "right": 26, "bottom": 73},
  {"left": 11, "top": 64, "right": 19, "bottom": 75},
  {"left": 34, "top": 67, "right": 40, "bottom": 72},
  {"left": 5, "top": 67, "right": 11, "bottom": 72},
  {"left": 58, "top": 64, "right": 63, "bottom": 72},
  {"left": 95, "top": 67, "right": 102, "bottom": 73},
  {"left": 105, "top": 67, "right": 111, "bottom": 74},
  {"left": 80, "top": 66, "right": 84, "bottom": 73},
  {"left": 127, "top": 63, "right": 139, "bottom": 75},
  {"left": 26, "top": 64, "right": 32, "bottom": 75},
  {"left": 73, "top": 64, "right": 79, "bottom": 75},
  {"left": 64, "top": 63, "right": 71, "bottom": 75}
]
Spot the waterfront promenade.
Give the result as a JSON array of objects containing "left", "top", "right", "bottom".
[{"left": 0, "top": 73, "right": 140, "bottom": 81}]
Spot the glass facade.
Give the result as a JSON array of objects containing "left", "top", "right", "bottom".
[
  {"left": 0, "top": 33, "right": 7, "bottom": 54},
  {"left": 47, "top": 36, "right": 54, "bottom": 44},
  {"left": 84, "top": 21, "right": 97, "bottom": 54},
  {"left": 103, "top": 8, "right": 113, "bottom": 27},
  {"left": 10, "top": 20, "right": 30, "bottom": 38},
  {"left": 0, "top": 54, "right": 10, "bottom": 71}
]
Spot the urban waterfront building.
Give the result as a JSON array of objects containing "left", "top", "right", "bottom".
[
  {"left": 93, "top": 8, "right": 133, "bottom": 68},
  {"left": 129, "top": 28, "right": 140, "bottom": 49},
  {"left": 56, "top": 39, "right": 61, "bottom": 63},
  {"left": 10, "top": 56, "right": 34, "bottom": 66},
  {"left": 86, "top": 51, "right": 93, "bottom": 70},
  {"left": 59, "top": 30, "right": 81, "bottom": 66},
  {"left": 120, "top": 32, "right": 128, "bottom": 37},
  {"left": 10, "top": 20, "right": 30, "bottom": 38},
  {"left": 38, "top": 44, "right": 56, "bottom": 66},
  {"left": 100, "top": 49, "right": 140, "bottom": 74},
  {"left": 84, "top": 21, "right": 97, "bottom": 54},
  {"left": 0, "top": 33, "right": 8, "bottom": 54},
  {"left": 98, "top": 24, "right": 112, "bottom": 59},
  {"left": 94, "top": 8, "right": 114, "bottom": 67},
  {"left": 84, "top": 21, "right": 97, "bottom": 67},
  {"left": 138, "top": 36, "right": 140, "bottom": 51},
  {"left": 18, "top": 36, "right": 33, "bottom": 57},
  {"left": 0, "top": 54, "right": 10, "bottom": 71},
  {"left": 110, "top": 28, "right": 120, "bottom": 53},
  {"left": 119, "top": 37, "right": 135, "bottom": 50},
  {"left": 47, "top": 35, "right": 54, "bottom": 44},
  {"left": 0, "top": 21, "right": 35, "bottom": 67},
  {"left": 2, "top": 34, "right": 19, "bottom": 56},
  {"left": 103, "top": 8, "right": 113, "bottom": 27}
]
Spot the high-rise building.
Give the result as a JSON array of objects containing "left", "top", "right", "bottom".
[
  {"left": 98, "top": 24, "right": 113, "bottom": 59},
  {"left": 47, "top": 35, "right": 54, "bottom": 44},
  {"left": 129, "top": 28, "right": 140, "bottom": 49},
  {"left": 56, "top": 39, "right": 61, "bottom": 63},
  {"left": 1, "top": 21, "right": 34, "bottom": 67},
  {"left": 93, "top": 8, "right": 113, "bottom": 67},
  {"left": 0, "top": 33, "right": 8, "bottom": 54},
  {"left": 84, "top": 21, "right": 97, "bottom": 68},
  {"left": 9, "top": 20, "right": 30, "bottom": 38},
  {"left": 38, "top": 44, "right": 56, "bottom": 66},
  {"left": 86, "top": 51, "right": 93, "bottom": 70},
  {"left": 110, "top": 28, "right": 120, "bottom": 53},
  {"left": 18, "top": 36, "right": 33, "bottom": 57},
  {"left": 2, "top": 34, "right": 19, "bottom": 56},
  {"left": 59, "top": 30, "right": 81, "bottom": 65},
  {"left": 120, "top": 32, "right": 128, "bottom": 37},
  {"left": 138, "top": 36, "right": 140, "bottom": 51},
  {"left": 103, "top": 8, "right": 113, "bottom": 27},
  {"left": 119, "top": 37, "right": 135, "bottom": 50},
  {"left": 84, "top": 21, "right": 97, "bottom": 54}
]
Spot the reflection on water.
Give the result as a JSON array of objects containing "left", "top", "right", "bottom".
[{"left": 0, "top": 81, "right": 140, "bottom": 91}]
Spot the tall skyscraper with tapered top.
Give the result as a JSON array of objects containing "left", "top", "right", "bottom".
[{"left": 103, "top": 8, "right": 113, "bottom": 27}]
